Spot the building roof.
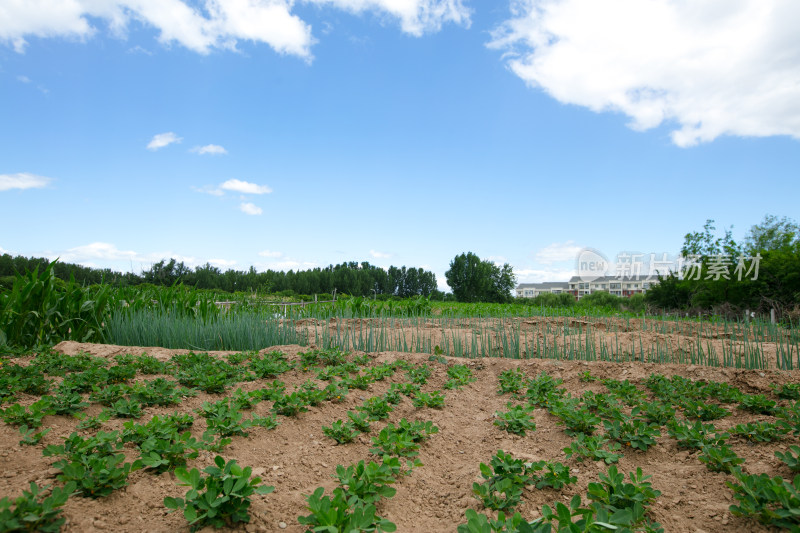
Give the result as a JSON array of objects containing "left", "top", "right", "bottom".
[
  {"left": 567, "top": 275, "right": 658, "bottom": 283},
  {"left": 516, "top": 282, "right": 570, "bottom": 290}
]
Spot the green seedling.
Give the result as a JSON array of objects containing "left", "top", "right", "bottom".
[
  {"left": 271, "top": 392, "right": 309, "bottom": 417},
  {"left": 164, "top": 456, "right": 274, "bottom": 531},
  {"left": 445, "top": 364, "right": 475, "bottom": 390},
  {"left": 0, "top": 397, "right": 54, "bottom": 427},
  {"left": 603, "top": 418, "right": 660, "bottom": 451},
  {"left": 497, "top": 368, "right": 526, "bottom": 396},
  {"left": 774, "top": 383, "right": 800, "bottom": 401},
  {"left": 727, "top": 471, "right": 800, "bottom": 531},
  {"left": 563, "top": 433, "right": 622, "bottom": 464},
  {"left": 334, "top": 460, "right": 397, "bottom": 504},
  {"left": 323, "top": 420, "right": 360, "bottom": 444},
  {"left": 587, "top": 466, "right": 661, "bottom": 512},
  {"left": 550, "top": 400, "right": 600, "bottom": 435},
  {"left": 732, "top": 421, "right": 791, "bottom": 443},
  {"left": 634, "top": 402, "right": 676, "bottom": 426},
  {"left": 359, "top": 396, "right": 394, "bottom": 420},
  {"left": 406, "top": 364, "right": 432, "bottom": 385},
  {"left": 667, "top": 420, "right": 728, "bottom": 450},
  {"left": 0, "top": 482, "right": 76, "bottom": 533},
  {"left": 738, "top": 394, "right": 778, "bottom": 415},
  {"left": 494, "top": 403, "right": 536, "bottom": 435},
  {"left": 411, "top": 391, "right": 446, "bottom": 409},
  {"left": 698, "top": 444, "right": 744, "bottom": 473},
  {"left": 776, "top": 445, "right": 800, "bottom": 472},
  {"left": 18, "top": 425, "right": 50, "bottom": 446},
  {"left": 298, "top": 487, "right": 396, "bottom": 533},
  {"left": 347, "top": 411, "right": 372, "bottom": 433}
]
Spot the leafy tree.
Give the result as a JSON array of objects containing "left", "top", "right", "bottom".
[
  {"left": 744, "top": 215, "right": 799, "bottom": 254},
  {"left": 445, "top": 252, "right": 515, "bottom": 303}
]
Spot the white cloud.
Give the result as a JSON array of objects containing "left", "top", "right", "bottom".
[
  {"left": 369, "top": 249, "right": 390, "bottom": 259},
  {"left": 146, "top": 131, "right": 181, "bottom": 150},
  {"left": 307, "top": 0, "right": 471, "bottom": 37},
  {"left": 16, "top": 75, "right": 30, "bottom": 83},
  {"left": 208, "top": 258, "right": 237, "bottom": 267},
  {"left": 191, "top": 185, "right": 225, "bottom": 196},
  {"left": 0, "top": 0, "right": 469, "bottom": 58},
  {"left": 55, "top": 241, "right": 237, "bottom": 271},
  {"left": 258, "top": 250, "right": 283, "bottom": 258},
  {"left": 0, "top": 173, "right": 53, "bottom": 191},
  {"left": 222, "top": 179, "right": 272, "bottom": 195},
  {"left": 191, "top": 144, "right": 228, "bottom": 155},
  {"left": 60, "top": 242, "right": 141, "bottom": 262},
  {"left": 534, "top": 241, "right": 583, "bottom": 264},
  {"left": 489, "top": 0, "right": 800, "bottom": 146},
  {"left": 239, "top": 202, "right": 263, "bottom": 215},
  {"left": 515, "top": 267, "right": 576, "bottom": 283},
  {"left": 0, "top": 246, "right": 8, "bottom": 255},
  {"left": 261, "top": 259, "right": 318, "bottom": 271}
]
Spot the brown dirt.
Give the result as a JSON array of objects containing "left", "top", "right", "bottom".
[{"left": 1, "top": 340, "right": 798, "bottom": 533}]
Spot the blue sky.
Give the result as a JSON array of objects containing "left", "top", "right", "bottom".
[{"left": 1, "top": 0, "right": 799, "bottom": 291}]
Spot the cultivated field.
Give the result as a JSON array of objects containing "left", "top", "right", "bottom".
[{"left": 1, "top": 332, "right": 799, "bottom": 532}]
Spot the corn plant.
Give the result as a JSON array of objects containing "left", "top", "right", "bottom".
[{"left": 0, "top": 261, "right": 112, "bottom": 347}]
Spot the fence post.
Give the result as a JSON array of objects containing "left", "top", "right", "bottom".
[{"left": 771, "top": 308, "right": 776, "bottom": 324}]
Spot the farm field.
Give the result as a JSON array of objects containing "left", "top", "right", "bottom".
[{"left": 1, "top": 335, "right": 800, "bottom": 532}]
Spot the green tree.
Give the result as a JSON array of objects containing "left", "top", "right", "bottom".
[
  {"left": 445, "top": 252, "right": 516, "bottom": 303},
  {"left": 743, "top": 214, "right": 799, "bottom": 254}
]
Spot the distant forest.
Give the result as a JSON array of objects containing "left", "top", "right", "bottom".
[{"left": 0, "top": 254, "right": 440, "bottom": 299}]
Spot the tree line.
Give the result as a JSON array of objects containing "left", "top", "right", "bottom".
[
  {"left": 0, "top": 255, "right": 438, "bottom": 299},
  {"left": 646, "top": 215, "right": 800, "bottom": 318}
]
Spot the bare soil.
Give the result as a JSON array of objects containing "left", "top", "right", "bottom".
[{"left": 1, "top": 339, "right": 799, "bottom": 533}]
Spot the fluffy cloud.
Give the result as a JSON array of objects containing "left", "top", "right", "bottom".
[
  {"left": 222, "top": 179, "right": 272, "bottom": 195},
  {"left": 258, "top": 250, "right": 283, "bottom": 258},
  {"left": 0, "top": 0, "right": 469, "bottom": 58},
  {"left": 0, "top": 173, "right": 53, "bottom": 191},
  {"left": 239, "top": 202, "right": 263, "bottom": 215},
  {"left": 515, "top": 267, "right": 577, "bottom": 283},
  {"left": 146, "top": 132, "right": 182, "bottom": 150},
  {"left": 191, "top": 144, "right": 228, "bottom": 155},
  {"left": 369, "top": 249, "right": 390, "bottom": 259},
  {"left": 534, "top": 241, "right": 583, "bottom": 264},
  {"left": 308, "top": 0, "right": 471, "bottom": 36},
  {"left": 55, "top": 241, "right": 236, "bottom": 271},
  {"left": 489, "top": 0, "right": 800, "bottom": 146}
]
